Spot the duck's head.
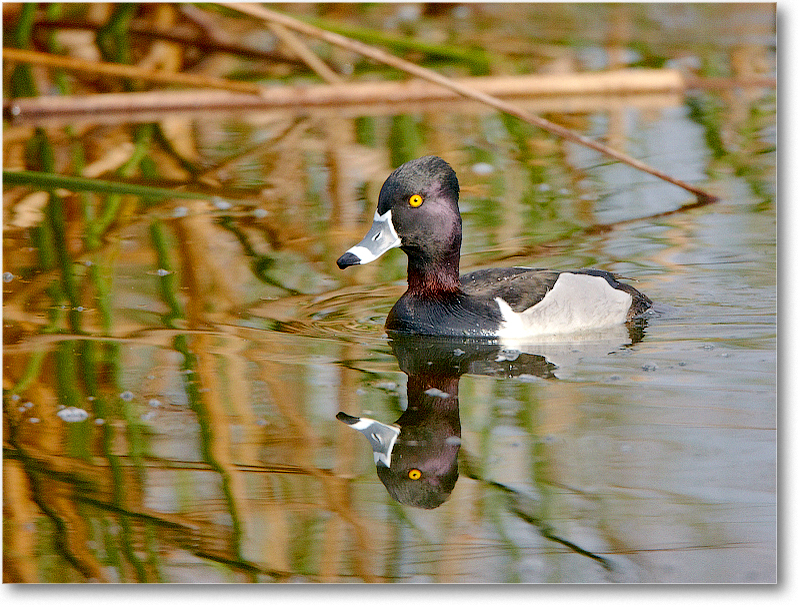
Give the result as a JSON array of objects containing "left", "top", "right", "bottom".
[
  {"left": 336, "top": 404, "right": 461, "bottom": 510},
  {"left": 336, "top": 156, "right": 462, "bottom": 274}
]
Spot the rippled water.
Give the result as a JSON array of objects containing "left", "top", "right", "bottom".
[{"left": 3, "top": 3, "right": 775, "bottom": 583}]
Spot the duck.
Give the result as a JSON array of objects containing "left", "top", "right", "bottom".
[{"left": 336, "top": 155, "right": 652, "bottom": 339}]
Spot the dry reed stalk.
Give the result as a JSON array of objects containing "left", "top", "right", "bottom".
[
  {"left": 5, "top": 92, "right": 686, "bottom": 130},
  {"left": 3, "top": 46, "right": 265, "bottom": 94},
  {"left": 4, "top": 70, "right": 685, "bottom": 118},
  {"left": 30, "top": 16, "right": 305, "bottom": 66},
  {"left": 266, "top": 21, "right": 343, "bottom": 84},
  {"left": 225, "top": 3, "right": 718, "bottom": 202}
]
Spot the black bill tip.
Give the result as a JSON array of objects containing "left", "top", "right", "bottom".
[
  {"left": 336, "top": 252, "right": 360, "bottom": 269},
  {"left": 336, "top": 411, "right": 360, "bottom": 424}
]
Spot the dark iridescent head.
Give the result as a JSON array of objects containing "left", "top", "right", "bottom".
[{"left": 336, "top": 156, "right": 462, "bottom": 274}]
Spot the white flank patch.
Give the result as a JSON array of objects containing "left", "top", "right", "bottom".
[{"left": 495, "top": 272, "right": 633, "bottom": 339}]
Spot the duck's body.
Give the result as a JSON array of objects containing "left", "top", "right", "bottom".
[
  {"left": 387, "top": 267, "right": 650, "bottom": 339},
  {"left": 337, "top": 156, "right": 651, "bottom": 339}
]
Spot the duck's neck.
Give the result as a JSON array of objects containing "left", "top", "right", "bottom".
[{"left": 406, "top": 250, "right": 461, "bottom": 294}]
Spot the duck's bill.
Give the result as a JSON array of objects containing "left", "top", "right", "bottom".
[
  {"left": 336, "top": 411, "right": 400, "bottom": 468},
  {"left": 336, "top": 209, "right": 401, "bottom": 269}
]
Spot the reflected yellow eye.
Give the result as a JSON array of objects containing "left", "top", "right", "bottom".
[
  {"left": 409, "top": 194, "right": 424, "bottom": 208},
  {"left": 408, "top": 469, "right": 422, "bottom": 480}
]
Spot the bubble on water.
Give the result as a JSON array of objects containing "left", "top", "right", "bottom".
[
  {"left": 453, "top": 4, "right": 470, "bottom": 18},
  {"left": 120, "top": 391, "right": 134, "bottom": 401},
  {"left": 173, "top": 206, "right": 188, "bottom": 218},
  {"left": 212, "top": 198, "right": 232, "bottom": 211},
  {"left": 3, "top": 272, "right": 14, "bottom": 283},
  {"left": 471, "top": 162, "right": 494, "bottom": 175},
  {"left": 28, "top": 417, "right": 40, "bottom": 424},
  {"left": 95, "top": 418, "right": 105, "bottom": 425},
  {"left": 57, "top": 407, "right": 89, "bottom": 422},
  {"left": 148, "top": 399, "right": 161, "bottom": 408},
  {"left": 252, "top": 208, "right": 268, "bottom": 219},
  {"left": 641, "top": 363, "right": 658, "bottom": 372},
  {"left": 10, "top": 394, "right": 21, "bottom": 402},
  {"left": 396, "top": 4, "right": 420, "bottom": 21}
]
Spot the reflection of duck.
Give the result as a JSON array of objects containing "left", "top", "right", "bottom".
[
  {"left": 339, "top": 329, "right": 648, "bottom": 509},
  {"left": 338, "top": 372, "right": 460, "bottom": 510},
  {"left": 337, "top": 156, "right": 652, "bottom": 339},
  {"left": 337, "top": 336, "right": 558, "bottom": 509}
]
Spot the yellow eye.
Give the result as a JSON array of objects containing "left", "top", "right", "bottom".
[
  {"left": 408, "top": 469, "right": 422, "bottom": 480},
  {"left": 409, "top": 194, "right": 424, "bottom": 208}
]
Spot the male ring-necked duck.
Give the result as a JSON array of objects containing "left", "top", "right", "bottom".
[{"left": 337, "top": 155, "right": 652, "bottom": 338}]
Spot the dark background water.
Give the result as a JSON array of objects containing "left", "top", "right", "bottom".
[{"left": 3, "top": 3, "right": 775, "bottom": 583}]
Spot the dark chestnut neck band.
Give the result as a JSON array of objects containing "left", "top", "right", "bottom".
[{"left": 406, "top": 250, "right": 461, "bottom": 294}]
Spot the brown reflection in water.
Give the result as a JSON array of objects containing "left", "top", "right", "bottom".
[
  {"left": 251, "top": 341, "right": 378, "bottom": 582},
  {"left": 5, "top": 380, "right": 107, "bottom": 582}
]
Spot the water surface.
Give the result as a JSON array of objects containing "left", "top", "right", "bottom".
[{"left": 3, "top": 3, "right": 776, "bottom": 583}]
